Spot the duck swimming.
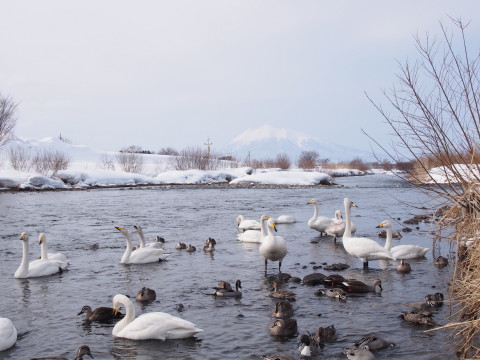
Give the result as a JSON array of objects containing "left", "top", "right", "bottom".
[
  {"left": 213, "top": 280, "right": 242, "bottom": 297},
  {"left": 135, "top": 287, "right": 157, "bottom": 302},
  {"left": 30, "top": 345, "right": 93, "bottom": 360},
  {"left": 77, "top": 305, "right": 124, "bottom": 322}
]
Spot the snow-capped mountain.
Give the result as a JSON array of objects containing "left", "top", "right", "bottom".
[{"left": 224, "top": 124, "right": 374, "bottom": 162}]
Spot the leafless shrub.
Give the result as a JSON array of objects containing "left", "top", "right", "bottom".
[
  {"left": 9, "top": 146, "right": 32, "bottom": 171},
  {"left": 0, "top": 93, "right": 17, "bottom": 148},
  {"left": 348, "top": 157, "right": 370, "bottom": 171},
  {"left": 116, "top": 147, "right": 144, "bottom": 173},
  {"left": 97, "top": 154, "right": 115, "bottom": 171},
  {"left": 275, "top": 153, "right": 291, "bottom": 170},
  {"left": 171, "top": 147, "right": 222, "bottom": 170},
  {"left": 297, "top": 150, "right": 319, "bottom": 170},
  {"left": 32, "top": 149, "right": 71, "bottom": 176},
  {"left": 158, "top": 147, "right": 179, "bottom": 156}
]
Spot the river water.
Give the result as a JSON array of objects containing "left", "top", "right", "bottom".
[{"left": 0, "top": 174, "right": 455, "bottom": 359}]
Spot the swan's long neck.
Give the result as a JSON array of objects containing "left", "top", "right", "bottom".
[
  {"left": 260, "top": 216, "right": 268, "bottom": 237},
  {"left": 40, "top": 241, "right": 48, "bottom": 260},
  {"left": 120, "top": 230, "right": 133, "bottom": 264},
  {"left": 312, "top": 202, "right": 318, "bottom": 220},
  {"left": 344, "top": 202, "right": 352, "bottom": 238},
  {"left": 383, "top": 224, "right": 393, "bottom": 251},
  {"left": 135, "top": 227, "right": 146, "bottom": 248},
  {"left": 113, "top": 295, "right": 136, "bottom": 335},
  {"left": 15, "top": 239, "right": 30, "bottom": 278}
]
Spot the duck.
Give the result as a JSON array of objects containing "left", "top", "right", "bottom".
[
  {"left": 323, "top": 274, "right": 348, "bottom": 287},
  {"left": 115, "top": 227, "right": 169, "bottom": 264},
  {"left": 14, "top": 232, "right": 65, "bottom": 279},
  {"left": 271, "top": 281, "right": 296, "bottom": 301},
  {"left": 434, "top": 256, "right": 449, "bottom": 267},
  {"left": 77, "top": 305, "right": 124, "bottom": 322},
  {"left": 133, "top": 225, "right": 164, "bottom": 249},
  {"left": 272, "top": 300, "right": 294, "bottom": 318},
  {"left": 425, "top": 292, "right": 444, "bottom": 307},
  {"left": 237, "top": 215, "right": 261, "bottom": 231},
  {"left": 259, "top": 219, "right": 287, "bottom": 274},
  {"left": 213, "top": 279, "right": 242, "bottom": 297},
  {"left": 0, "top": 318, "right": 17, "bottom": 351},
  {"left": 340, "top": 279, "right": 382, "bottom": 293},
  {"left": 135, "top": 287, "right": 157, "bottom": 302},
  {"left": 175, "top": 242, "right": 187, "bottom": 249},
  {"left": 314, "top": 325, "right": 337, "bottom": 343},
  {"left": 352, "top": 335, "right": 395, "bottom": 351},
  {"left": 269, "top": 318, "right": 298, "bottom": 337},
  {"left": 307, "top": 199, "right": 334, "bottom": 235},
  {"left": 346, "top": 347, "right": 375, "bottom": 360},
  {"left": 298, "top": 333, "right": 322, "bottom": 357},
  {"left": 397, "top": 259, "right": 412, "bottom": 273},
  {"left": 342, "top": 198, "right": 393, "bottom": 269},
  {"left": 203, "top": 238, "right": 216, "bottom": 252},
  {"left": 275, "top": 215, "right": 296, "bottom": 224},
  {"left": 236, "top": 215, "right": 270, "bottom": 243},
  {"left": 315, "top": 288, "right": 347, "bottom": 301},
  {"left": 399, "top": 308, "right": 435, "bottom": 326},
  {"left": 111, "top": 294, "right": 203, "bottom": 340},
  {"left": 186, "top": 244, "right": 196, "bottom": 252},
  {"left": 325, "top": 210, "right": 357, "bottom": 241},
  {"left": 30, "top": 345, "right": 93, "bottom": 360},
  {"left": 377, "top": 220, "right": 429, "bottom": 259},
  {"left": 37, "top": 233, "right": 69, "bottom": 264}
]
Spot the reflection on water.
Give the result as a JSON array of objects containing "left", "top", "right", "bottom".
[{"left": 0, "top": 175, "right": 456, "bottom": 359}]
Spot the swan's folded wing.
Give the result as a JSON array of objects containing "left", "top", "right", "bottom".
[
  {"left": 27, "top": 259, "right": 62, "bottom": 277},
  {"left": 391, "top": 245, "right": 429, "bottom": 260}
]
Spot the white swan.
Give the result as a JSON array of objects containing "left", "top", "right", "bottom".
[
  {"left": 237, "top": 215, "right": 270, "bottom": 243},
  {"left": 37, "top": 233, "right": 69, "bottom": 269},
  {"left": 275, "top": 215, "right": 296, "bottom": 224},
  {"left": 14, "top": 232, "right": 65, "bottom": 279},
  {"left": 259, "top": 218, "right": 287, "bottom": 273},
  {"left": 325, "top": 210, "right": 357, "bottom": 241},
  {"left": 377, "top": 220, "right": 429, "bottom": 259},
  {"left": 112, "top": 294, "right": 202, "bottom": 340},
  {"left": 307, "top": 199, "right": 334, "bottom": 235},
  {"left": 133, "top": 225, "right": 164, "bottom": 249},
  {"left": 342, "top": 198, "right": 393, "bottom": 269},
  {"left": 0, "top": 318, "right": 17, "bottom": 351},
  {"left": 237, "top": 215, "right": 261, "bottom": 231},
  {"left": 116, "top": 227, "right": 169, "bottom": 264}
]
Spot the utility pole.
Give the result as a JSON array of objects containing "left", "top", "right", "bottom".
[{"left": 204, "top": 138, "right": 213, "bottom": 158}]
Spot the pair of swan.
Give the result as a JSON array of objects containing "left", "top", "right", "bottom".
[
  {"left": 377, "top": 220, "right": 429, "bottom": 259},
  {"left": 14, "top": 232, "right": 69, "bottom": 279},
  {"left": 116, "top": 227, "right": 169, "bottom": 264},
  {"left": 237, "top": 215, "right": 270, "bottom": 243},
  {"left": 236, "top": 215, "right": 261, "bottom": 231},
  {"left": 133, "top": 225, "right": 164, "bottom": 249},
  {"left": 259, "top": 219, "right": 287, "bottom": 273},
  {"left": 308, "top": 199, "right": 356, "bottom": 237},
  {"left": 112, "top": 294, "right": 202, "bottom": 340},
  {"left": 0, "top": 318, "right": 16, "bottom": 352}
]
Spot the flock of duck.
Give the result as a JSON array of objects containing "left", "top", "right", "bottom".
[{"left": 0, "top": 196, "right": 442, "bottom": 359}]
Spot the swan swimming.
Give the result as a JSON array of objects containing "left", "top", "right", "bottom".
[
  {"left": 275, "top": 215, "right": 296, "bottom": 224},
  {"left": 37, "top": 233, "right": 69, "bottom": 269},
  {"left": 259, "top": 218, "right": 287, "bottom": 273},
  {"left": 237, "top": 215, "right": 270, "bottom": 243},
  {"left": 0, "top": 318, "right": 17, "bottom": 351},
  {"left": 112, "top": 294, "right": 202, "bottom": 340},
  {"left": 237, "top": 215, "right": 261, "bottom": 231},
  {"left": 342, "top": 198, "right": 393, "bottom": 269},
  {"left": 307, "top": 199, "right": 334, "bottom": 235},
  {"left": 116, "top": 227, "right": 169, "bottom": 264},
  {"left": 133, "top": 225, "right": 164, "bottom": 249},
  {"left": 14, "top": 232, "right": 65, "bottom": 279},
  {"left": 377, "top": 220, "right": 429, "bottom": 259}
]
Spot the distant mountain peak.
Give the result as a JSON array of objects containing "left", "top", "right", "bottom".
[{"left": 231, "top": 124, "right": 309, "bottom": 147}]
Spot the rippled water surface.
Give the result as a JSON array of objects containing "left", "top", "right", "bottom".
[{"left": 0, "top": 174, "right": 456, "bottom": 359}]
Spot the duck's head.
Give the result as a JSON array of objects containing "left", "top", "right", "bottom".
[
  {"left": 373, "top": 279, "right": 383, "bottom": 291},
  {"left": 77, "top": 305, "right": 92, "bottom": 316},
  {"left": 76, "top": 345, "right": 94, "bottom": 359}
]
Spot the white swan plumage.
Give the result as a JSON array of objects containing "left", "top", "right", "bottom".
[
  {"left": 14, "top": 232, "right": 65, "bottom": 279},
  {"left": 116, "top": 227, "right": 169, "bottom": 264},
  {"left": 377, "top": 220, "right": 429, "bottom": 259},
  {"left": 112, "top": 294, "right": 202, "bottom": 340},
  {"left": 237, "top": 215, "right": 261, "bottom": 231},
  {"left": 342, "top": 198, "right": 393, "bottom": 269},
  {"left": 133, "top": 225, "right": 164, "bottom": 249},
  {"left": 37, "top": 233, "right": 69, "bottom": 269},
  {"left": 0, "top": 318, "right": 17, "bottom": 351},
  {"left": 237, "top": 215, "right": 270, "bottom": 243},
  {"left": 275, "top": 215, "right": 296, "bottom": 224},
  {"left": 325, "top": 210, "right": 357, "bottom": 240},
  {"left": 259, "top": 218, "right": 287, "bottom": 273},
  {"left": 307, "top": 199, "right": 334, "bottom": 235}
]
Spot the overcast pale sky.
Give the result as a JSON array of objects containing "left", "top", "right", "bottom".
[{"left": 1, "top": 1, "right": 480, "bottom": 154}]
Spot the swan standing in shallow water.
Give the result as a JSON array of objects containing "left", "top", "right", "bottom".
[
  {"left": 342, "top": 198, "right": 393, "bottom": 269},
  {"left": 259, "top": 219, "right": 287, "bottom": 274},
  {"left": 237, "top": 215, "right": 270, "bottom": 243},
  {"left": 14, "top": 232, "right": 65, "bottom": 279},
  {"left": 112, "top": 294, "right": 202, "bottom": 340},
  {"left": 116, "top": 227, "right": 169, "bottom": 264},
  {"left": 133, "top": 225, "right": 164, "bottom": 249},
  {"left": 377, "top": 220, "right": 429, "bottom": 259},
  {"left": 37, "top": 233, "right": 69, "bottom": 269},
  {"left": 0, "top": 318, "right": 17, "bottom": 351},
  {"left": 307, "top": 199, "right": 335, "bottom": 235},
  {"left": 237, "top": 215, "right": 261, "bottom": 231}
]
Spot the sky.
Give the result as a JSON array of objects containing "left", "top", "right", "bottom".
[{"left": 1, "top": 1, "right": 480, "bottom": 155}]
